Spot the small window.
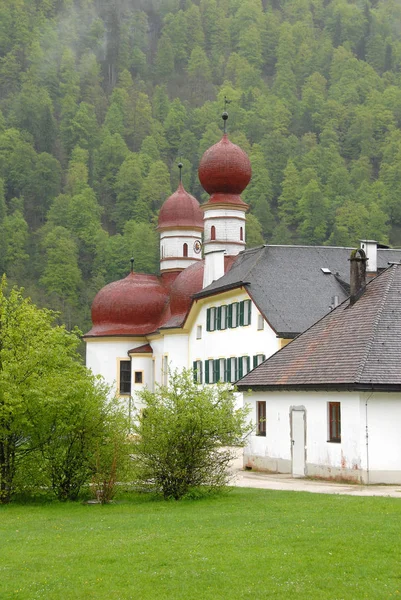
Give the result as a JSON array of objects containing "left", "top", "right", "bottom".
[
  {"left": 193, "top": 360, "right": 203, "bottom": 384},
  {"left": 253, "top": 354, "right": 266, "bottom": 368},
  {"left": 119, "top": 360, "right": 131, "bottom": 395},
  {"left": 134, "top": 371, "right": 143, "bottom": 384},
  {"left": 196, "top": 325, "right": 202, "bottom": 339},
  {"left": 257, "top": 401, "right": 266, "bottom": 436},
  {"left": 162, "top": 355, "right": 168, "bottom": 386},
  {"left": 240, "top": 226, "right": 243, "bottom": 241},
  {"left": 328, "top": 402, "right": 341, "bottom": 442},
  {"left": 257, "top": 314, "right": 264, "bottom": 330},
  {"left": 183, "top": 242, "right": 188, "bottom": 257},
  {"left": 211, "top": 225, "right": 216, "bottom": 241}
]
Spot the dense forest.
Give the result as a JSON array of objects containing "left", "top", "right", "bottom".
[{"left": 1, "top": 0, "right": 401, "bottom": 332}]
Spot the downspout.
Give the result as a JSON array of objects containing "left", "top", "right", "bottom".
[{"left": 365, "top": 390, "right": 373, "bottom": 485}]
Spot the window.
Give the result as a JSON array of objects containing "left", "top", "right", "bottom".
[
  {"left": 213, "top": 358, "right": 226, "bottom": 383},
  {"left": 239, "top": 300, "right": 252, "bottom": 326},
  {"left": 134, "top": 371, "right": 143, "bottom": 384},
  {"left": 196, "top": 325, "right": 202, "bottom": 339},
  {"left": 119, "top": 360, "right": 131, "bottom": 395},
  {"left": 257, "top": 401, "right": 266, "bottom": 436},
  {"left": 193, "top": 360, "right": 203, "bottom": 384},
  {"left": 226, "top": 357, "right": 238, "bottom": 383},
  {"left": 228, "top": 302, "right": 239, "bottom": 328},
  {"left": 257, "top": 314, "right": 264, "bottom": 330},
  {"left": 183, "top": 243, "right": 188, "bottom": 257},
  {"left": 211, "top": 225, "right": 216, "bottom": 240},
  {"left": 217, "top": 305, "right": 227, "bottom": 330},
  {"left": 240, "top": 226, "right": 243, "bottom": 241},
  {"left": 162, "top": 355, "right": 168, "bottom": 386},
  {"left": 205, "top": 359, "right": 214, "bottom": 384},
  {"left": 238, "top": 356, "right": 251, "bottom": 378},
  {"left": 328, "top": 402, "right": 341, "bottom": 442},
  {"left": 253, "top": 354, "right": 266, "bottom": 368},
  {"left": 206, "top": 307, "right": 217, "bottom": 331}
]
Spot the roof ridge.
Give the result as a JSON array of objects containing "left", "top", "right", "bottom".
[{"left": 355, "top": 265, "right": 395, "bottom": 383}]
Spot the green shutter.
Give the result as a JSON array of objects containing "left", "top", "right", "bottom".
[
  {"left": 226, "top": 358, "right": 231, "bottom": 382},
  {"left": 205, "top": 360, "right": 210, "bottom": 384},
  {"left": 217, "top": 306, "right": 222, "bottom": 330},
  {"left": 247, "top": 300, "right": 252, "bottom": 325},
  {"left": 253, "top": 355, "right": 257, "bottom": 369},
  {"left": 227, "top": 304, "right": 233, "bottom": 328},
  {"left": 193, "top": 361, "right": 197, "bottom": 383},
  {"left": 206, "top": 309, "right": 210, "bottom": 331},
  {"left": 238, "top": 357, "right": 243, "bottom": 379},
  {"left": 246, "top": 356, "right": 250, "bottom": 373},
  {"left": 199, "top": 362, "right": 203, "bottom": 384},
  {"left": 213, "top": 359, "right": 219, "bottom": 383},
  {"left": 239, "top": 301, "right": 245, "bottom": 326}
]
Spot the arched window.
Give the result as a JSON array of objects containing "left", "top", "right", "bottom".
[
  {"left": 240, "top": 227, "right": 243, "bottom": 241},
  {"left": 211, "top": 225, "right": 216, "bottom": 241},
  {"left": 183, "top": 243, "right": 188, "bottom": 257}
]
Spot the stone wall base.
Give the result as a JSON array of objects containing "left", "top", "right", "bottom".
[{"left": 243, "top": 454, "right": 401, "bottom": 485}]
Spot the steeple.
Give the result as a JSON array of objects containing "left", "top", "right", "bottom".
[
  {"left": 198, "top": 111, "right": 251, "bottom": 257},
  {"left": 157, "top": 163, "right": 203, "bottom": 274}
]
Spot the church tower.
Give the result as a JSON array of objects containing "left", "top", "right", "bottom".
[
  {"left": 198, "top": 112, "right": 251, "bottom": 257},
  {"left": 157, "top": 163, "right": 203, "bottom": 274}
]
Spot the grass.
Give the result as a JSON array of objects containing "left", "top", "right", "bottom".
[{"left": 1, "top": 488, "right": 400, "bottom": 600}]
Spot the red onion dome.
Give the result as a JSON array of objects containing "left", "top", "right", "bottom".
[
  {"left": 86, "top": 272, "right": 168, "bottom": 336},
  {"left": 168, "top": 260, "right": 204, "bottom": 316},
  {"left": 157, "top": 182, "right": 203, "bottom": 230},
  {"left": 198, "top": 134, "right": 252, "bottom": 196}
]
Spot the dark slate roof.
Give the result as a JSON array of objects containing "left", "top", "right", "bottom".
[
  {"left": 193, "top": 245, "right": 401, "bottom": 336},
  {"left": 237, "top": 264, "right": 401, "bottom": 391}
]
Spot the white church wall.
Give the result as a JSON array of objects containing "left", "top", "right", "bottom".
[
  {"left": 188, "top": 289, "right": 279, "bottom": 378},
  {"left": 86, "top": 339, "right": 145, "bottom": 392}
]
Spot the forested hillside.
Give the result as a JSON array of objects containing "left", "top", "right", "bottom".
[{"left": 1, "top": 0, "right": 401, "bottom": 332}]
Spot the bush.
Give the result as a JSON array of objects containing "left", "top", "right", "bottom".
[{"left": 132, "top": 369, "right": 252, "bottom": 500}]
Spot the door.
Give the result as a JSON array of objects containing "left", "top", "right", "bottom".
[{"left": 291, "top": 408, "right": 306, "bottom": 477}]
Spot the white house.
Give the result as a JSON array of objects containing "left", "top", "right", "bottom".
[{"left": 237, "top": 251, "right": 401, "bottom": 484}]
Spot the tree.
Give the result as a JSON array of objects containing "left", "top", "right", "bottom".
[
  {"left": 0, "top": 278, "right": 123, "bottom": 503},
  {"left": 133, "top": 369, "right": 252, "bottom": 500}
]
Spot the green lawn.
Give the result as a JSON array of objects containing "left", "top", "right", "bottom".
[{"left": 1, "top": 488, "right": 400, "bottom": 600}]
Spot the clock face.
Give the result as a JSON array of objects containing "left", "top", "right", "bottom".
[{"left": 193, "top": 240, "right": 202, "bottom": 254}]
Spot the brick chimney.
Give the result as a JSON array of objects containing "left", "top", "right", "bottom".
[{"left": 349, "top": 248, "right": 367, "bottom": 305}]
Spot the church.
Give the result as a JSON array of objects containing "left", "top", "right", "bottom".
[{"left": 84, "top": 114, "right": 401, "bottom": 414}]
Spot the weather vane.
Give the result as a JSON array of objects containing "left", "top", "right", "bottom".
[
  {"left": 130, "top": 255, "right": 134, "bottom": 273},
  {"left": 178, "top": 160, "right": 183, "bottom": 183}
]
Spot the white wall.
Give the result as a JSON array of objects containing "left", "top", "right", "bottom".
[
  {"left": 363, "top": 392, "right": 401, "bottom": 483},
  {"left": 244, "top": 390, "right": 364, "bottom": 481},
  {"left": 86, "top": 339, "right": 144, "bottom": 391},
  {"left": 188, "top": 290, "right": 279, "bottom": 372}
]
